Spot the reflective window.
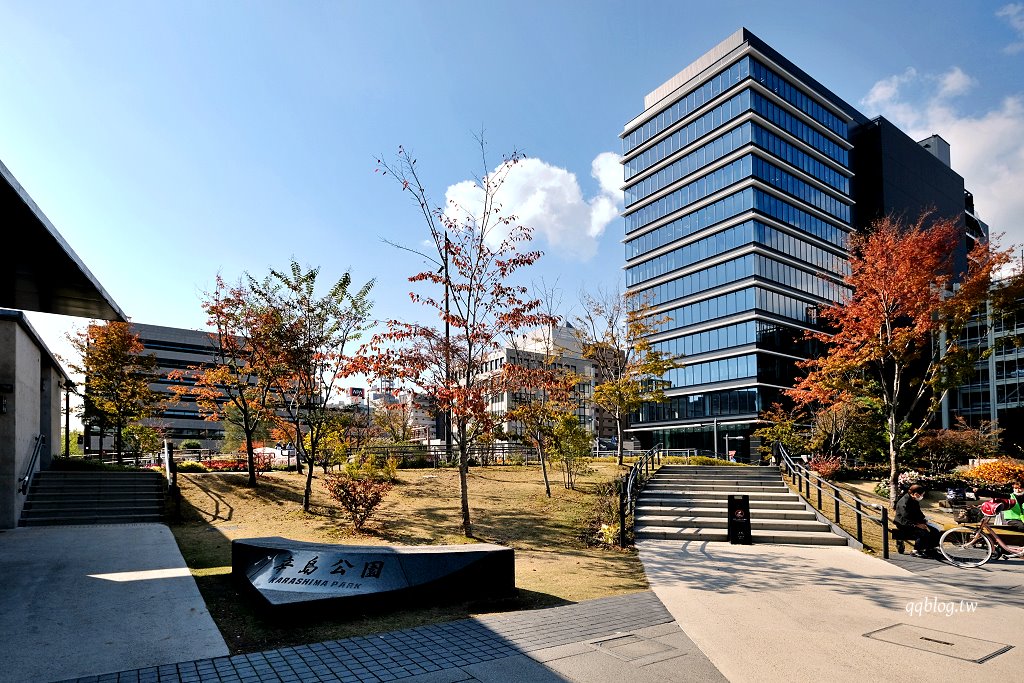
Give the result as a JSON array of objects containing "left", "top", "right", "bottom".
[
  {"left": 752, "top": 156, "right": 851, "bottom": 222},
  {"left": 652, "top": 321, "right": 757, "bottom": 358},
  {"left": 625, "top": 156, "right": 753, "bottom": 232},
  {"left": 623, "top": 58, "right": 751, "bottom": 155},
  {"left": 625, "top": 123, "right": 753, "bottom": 206},
  {"left": 626, "top": 220, "right": 849, "bottom": 287},
  {"left": 625, "top": 90, "right": 752, "bottom": 179}
]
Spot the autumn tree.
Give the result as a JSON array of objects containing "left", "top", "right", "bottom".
[
  {"left": 917, "top": 417, "right": 1002, "bottom": 472},
  {"left": 247, "top": 260, "right": 374, "bottom": 512},
  {"left": 571, "top": 288, "right": 680, "bottom": 466},
  {"left": 169, "top": 275, "right": 282, "bottom": 487},
  {"left": 786, "top": 212, "right": 1013, "bottom": 502},
  {"left": 366, "top": 141, "right": 552, "bottom": 536},
  {"left": 68, "top": 321, "right": 161, "bottom": 463}
]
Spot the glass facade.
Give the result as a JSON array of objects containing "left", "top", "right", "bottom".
[{"left": 621, "top": 34, "right": 855, "bottom": 456}]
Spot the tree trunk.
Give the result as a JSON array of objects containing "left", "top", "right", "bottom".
[
  {"left": 245, "top": 429, "right": 257, "bottom": 488},
  {"left": 303, "top": 446, "right": 315, "bottom": 513},
  {"left": 459, "top": 436, "right": 472, "bottom": 537},
  {"left": 615, "top": 417, "right": 624, "bottom": 467},
  {"left": 538, "top": 443, "right": 551, "bottom": 497},
  {"left": 888, "top": 414, "right": 899, "bottom": 506}
]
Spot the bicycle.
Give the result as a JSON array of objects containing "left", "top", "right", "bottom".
[{"left": 937, "top": 510, "right": 1024, "bottom": 567}]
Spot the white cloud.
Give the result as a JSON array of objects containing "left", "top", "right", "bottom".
[
  {"left": 443, "top": 152, "right": 622, "bottom": 261},
  {"left": 937, "top": 67, "right": 976, "bottom": 99},
  {"left": 997, "top": 3, "right": 1024, "bottom": 54},
  {"left": 860, "top": 68, "right": 1024, "bottom": 252}
]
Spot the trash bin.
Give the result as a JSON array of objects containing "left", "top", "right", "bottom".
[{"left": 728, "top": 494, "right": 752, "bottom": 544}]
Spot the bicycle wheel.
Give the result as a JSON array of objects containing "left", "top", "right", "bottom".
[{"left": 938, "top": 526, "right": 993, "bottom": 567}]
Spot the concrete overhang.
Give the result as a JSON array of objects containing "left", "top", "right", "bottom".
[{"left": 1, "top": 158, "right": 126, "bottom": 321}]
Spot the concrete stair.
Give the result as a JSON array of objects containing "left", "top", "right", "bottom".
[
  {"left": 635, "top": 465, "right": 847, "bottom": 545},
  {"left": 19, "top": 470, "right": 166, "bottom": 526}
]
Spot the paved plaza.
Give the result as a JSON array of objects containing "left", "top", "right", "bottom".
[{"left": 1, "top": 523, "right": 1021, "bottom": 683}]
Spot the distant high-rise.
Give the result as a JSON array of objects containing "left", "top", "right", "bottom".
[{"left": 620, "top": 28, "right": 984, "bottom": 459}]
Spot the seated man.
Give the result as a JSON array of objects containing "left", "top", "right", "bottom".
[{"left": 894, "top": 484, "right": 942, "bottom": 557}]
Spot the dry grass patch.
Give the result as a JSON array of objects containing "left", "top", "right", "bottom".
[{"left": 169, "top": 461, "right": 647, "bottom": 654}]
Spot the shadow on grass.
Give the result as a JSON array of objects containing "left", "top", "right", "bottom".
[{"left": 193, "top": 571, "right": 573, "bottom": 655}]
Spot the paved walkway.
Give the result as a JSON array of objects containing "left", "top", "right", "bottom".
[{"left": 638, "top": 540, "right": 1024, "bottom": 683}]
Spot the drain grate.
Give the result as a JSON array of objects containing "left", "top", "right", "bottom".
[
  {"left": 589, "top": 633, "right": 674, "bottom": 662},
  {"left": 864, "top": 623, "right": 1013, "bottom": 663}
]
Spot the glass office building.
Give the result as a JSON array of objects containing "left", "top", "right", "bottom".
[
  {"left": 622, "top": 29, "right": 984, "bottom": 459},
  {"left": 620, "top": 29, "right": 895, "bottom": 458}
]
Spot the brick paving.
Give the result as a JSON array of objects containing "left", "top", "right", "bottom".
[{"left": 59, "top": 591, "right": 674, "bottom": 683}]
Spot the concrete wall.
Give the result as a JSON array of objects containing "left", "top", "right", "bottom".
[{"left": 0, "top": 312, "right": 68, "bottom": 528}]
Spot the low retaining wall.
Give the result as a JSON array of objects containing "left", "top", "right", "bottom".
[{"left": 233, "top": 537, "right": 515, "bottom": 615}]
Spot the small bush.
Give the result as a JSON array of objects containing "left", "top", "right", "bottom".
[
  {"left": 176, "top": 460, "right": 209, "bottom": 473},
  {"left": 808, "top": 454, "right": 842, "bottom": 479},
  {"left": 180, "top": 439, "right": 203, "bottom": 450},
  {"left": 874, "top": 480, "right": 890, "bottom": 499},
  {"left": 322, "top": 473, "right": 393, "bottom": 531},
  {"left": 50, "top": 457, "right": 145, "bottom": 473},
  {"left": 661, "top": 455, "right": 748, "bottom": 466}
]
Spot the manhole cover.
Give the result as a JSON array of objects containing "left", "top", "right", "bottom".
[
  {"left": 589, "top": 634, "right": 673, "bottom": 662},
  {"left": 864, "top": 623, "right": 1013, "bottom": 663}
]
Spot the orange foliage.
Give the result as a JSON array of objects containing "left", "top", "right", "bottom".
[{"left": 961, "top": 457, "right": 1024, "bottom": 484}]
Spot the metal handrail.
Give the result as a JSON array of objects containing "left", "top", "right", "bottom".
[
  {"left": 619, "top": 443, "right": 663, "bottom": 547},
  {"left": 18, "top": 434, "right": 46, "bottom": 495},
  {"left": 776, "top": 445, "right": 893, "bottom": 558}
]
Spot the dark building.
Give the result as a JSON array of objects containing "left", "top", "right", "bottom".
[{"left": 621, "top": 28, "right": 985, "bottom": 460}]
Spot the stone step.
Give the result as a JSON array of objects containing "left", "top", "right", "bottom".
[
  {"left": 638, "top": 490, "right": 798, "bottom": 501},
  {"left": 645, "top": 482, "right": 788, "bottom": 492},
  {"left": 635, "top": 515, "right": 831, "bottom": 532},
  {"left": 634, "top": 526, "right": 849, "bottom": 545},
  {"left": 19, "top": 513, "right": 165, "bottom": 527},
  {"left": 656, "top": 466, "right": 779, "bottom": 474},
  {"left": 26, "top": 490, "right": 164, "bottom": 501},
  {"left": 21, "top": 504, "right": 164, "bottom": 518},
  {"left": 637, "top": 496, "right": 806, "bottom": 509},
  {"left": 634, "top": 505, "right": 817, "bottom": 520},
  {"left": 649, "top": 476, "right": 785, "bottom": 485}
]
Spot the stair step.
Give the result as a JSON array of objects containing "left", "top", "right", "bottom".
[
  {"left": 21, "top": 505, "right": 164, "bottom": 517},
  {"left": 19, "top": 514, "right": 165, "bottom": 527},
  {"left": 637, "top": 496, "right": 807, "bottom": 509},
  {"left": 645, "top": 483, "right": 788, "bottom": 492},
  {"left": 635, "top": 515, "right": 831, "bottom": 532},
  {"left": 635, "top": 505, "right": 817, "bottom": 520},
  {"left": 639, "top": 490, "right": 798, "bottom": 501},
  {"left": 634, "top": 527, "right": 848, "bottom": 545}
]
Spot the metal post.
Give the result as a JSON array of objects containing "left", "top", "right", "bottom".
[
  {"left": 881, "top": 507, "right": 890, "bottom": 559},
  {"left": 834, "top": 495, "right": 840, "bottom": 523},
  {"left": 619, "top": 478, "right": 627, "bottom": 549},
  {"left": 64, "top": 383, "right": 71, "bottom": 457},
  {"left": 855, "top": 499, "right": 863, "bottom": 543}
]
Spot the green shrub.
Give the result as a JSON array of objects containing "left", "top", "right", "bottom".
[
  {"left": 661, "top": 455, "right": 748, "bottom": 466},
  {"left": 50, "top": 457, "right": 145, "bottom": 472},
  {"left": 179, "top": 439, "right": 203, "bottom": 450},
  {"left": 176, "top": 460, "right": 209, "bottom": 473}
]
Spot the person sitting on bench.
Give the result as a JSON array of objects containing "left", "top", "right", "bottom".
[{"left": 894, "top": 484, "right": 942, "bottom": 558}]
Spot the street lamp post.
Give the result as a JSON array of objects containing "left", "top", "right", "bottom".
[{"left": 723, "top": 434, "right": 745, "bottom": 462}]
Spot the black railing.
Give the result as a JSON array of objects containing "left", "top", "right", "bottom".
[
  {"left": 776, "top": 445, "right": 893, "bottom": 558},
  {"left": 18, "top": 434, "right": 46, "bottom": 495},
  {"left": 619, "top": 443, "right": 663, "bottom": 548}
]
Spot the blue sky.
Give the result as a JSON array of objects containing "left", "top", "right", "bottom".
[{"left": 3, "top": 1, "right": 1023, "bottom": 396}]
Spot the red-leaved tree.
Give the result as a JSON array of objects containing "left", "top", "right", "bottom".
[
  {"left": 787, "top": 212, "right": 1012, "bottom": 502},
  {"left": 364, "top": 141, "right": 553, "bottom": 537}
]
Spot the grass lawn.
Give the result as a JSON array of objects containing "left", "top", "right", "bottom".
[{"left": 168, "top": 460, "right": 648, "bottom": 655}]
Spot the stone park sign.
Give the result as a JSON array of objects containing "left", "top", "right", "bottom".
[{"left": 233, "top": 537, "right": 515, "bottom": 614}]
